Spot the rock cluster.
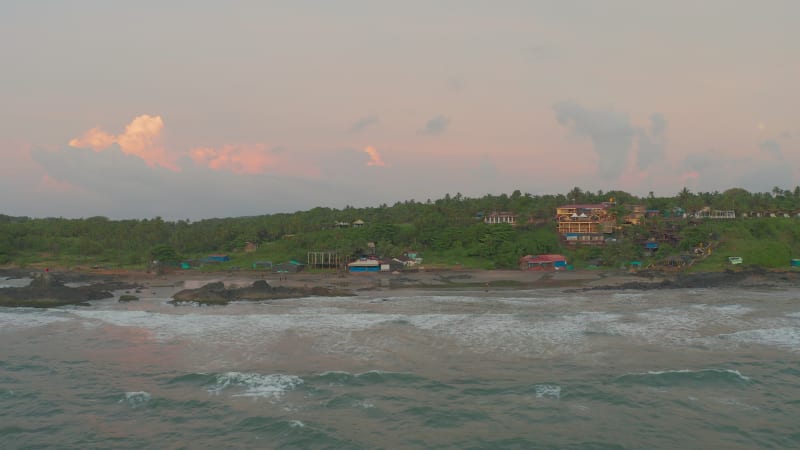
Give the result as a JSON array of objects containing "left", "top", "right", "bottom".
[
  {"left": 0, "top": 272, "right": 128, "bottom": 308},
  {"left": 169, "top": 280, "right": 354, "bottom": 305}
]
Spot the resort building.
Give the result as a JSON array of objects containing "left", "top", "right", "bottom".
[{"left": 555, "top": 203, "right": 615, "bottom": 245}]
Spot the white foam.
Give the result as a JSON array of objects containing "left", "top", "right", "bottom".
[
  {"left": 571, "top": 404, "right": 590, "bottom": 413},
  {"left": 121, "top": 391, "right": 151, "bottom": 407},
  {"left": 621, "top": 368, "right": 751, "bottom": 382},
  {"left": 605, "top": 304, "right": 752, "bottom": 347},
  {"left": 55, "top": 288, "right": 800, "bottom": 358},
  {"left": 353, "top": 399, "right": 375, "bottom": 409},
  {"left": 70, "top": 309, "right": 402, "bottom": 343},
  {"left": 611, "top": 292, "right": 645, "bottom": 302},
  {"left": 288, "top": 420, "right": 305, "bottom": 428},
  {"left": 720, "top": 327, "right": 800, "bottom": 352},
  {"left": 0, "top": 278, "right": 32, "bottom": 288},
  {"left": 208, "top": 372, "right": 303, "bottom": 400},
  {"left": 0, "top": 310, "right": 71, "bottom": 331},
  {"left": 534, "top": 384, "right": 561, "bottom": 400},
  {"left": 689, "top": 304, "right": 754, "bottom": 316},
  {"left": 714, "top": 396, "right": 759, "bottom": 410}
]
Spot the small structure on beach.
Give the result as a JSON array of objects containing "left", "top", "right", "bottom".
[
  {"left": 519, "top": 254, "right": 568, "bottom": 271},
  {"left": 348, "top": 259, "right": 380, "bottom": 273},
  {"left": 380, "top": 258, "right": 405, "bottom": 272},
  {"left": 252, "top": 260, "right": 273, "bottom": 270},
  {"left": 204, "top": 254, "right": 231, "bottom": 263},
  {"left": 307, "top": 251, "right": 342, "bottom": 271},
  {"left": 274, "top": 261, "right": 305, "bottom": 273}
]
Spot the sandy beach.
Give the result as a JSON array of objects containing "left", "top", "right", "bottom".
[
  {"left": 4, "top": 265, "right": 799, "bottom": 307},
  {"left": 126, "top": 270, "right": 644, "bottom": 292},
  {"left": 123, "top": 267, "right": 652, "bottom": 295}
]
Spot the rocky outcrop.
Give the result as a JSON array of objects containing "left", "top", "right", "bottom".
[
  {"left": 0, "top": 272, "right": 135, "bottom": 308},
  {"left": 586, "top": 268, "right": 800, "bottom": 291},
  {"left": 118, "top": 294, "right": 140, "bottom": 302},
  {"left": 169, "top": 280, "right": 354, "bottom": 305}
]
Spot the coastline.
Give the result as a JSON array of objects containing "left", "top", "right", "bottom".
[
  {"left": 5, "top": 265, "right": 800, "bottom": 306},
  {"left": 0, "top": 268, "right": 800, "bottom": 308},
  {"left": 102, "top": 267, "right": 653, "bottom": 293},
  {"left": 80, "top": 266, "right": 800, "bottom": 291}
]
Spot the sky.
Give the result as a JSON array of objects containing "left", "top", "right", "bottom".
[{"left": 1, "top": 0, "right": 798, "bottom": 220}]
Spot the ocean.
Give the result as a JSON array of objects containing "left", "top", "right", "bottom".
[{"left": 2, "top": 278, "right": 799, "bottom": 449}]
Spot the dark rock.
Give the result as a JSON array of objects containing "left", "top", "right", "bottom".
[
  {"left": 200, "top": 281, "right": 226, "bottom": 292},
  {"left": 587, "top": 268, "right": 800, "bottom": 291},
  {"left": 29, "top": 272, "right": 64, "bottom": 289},
  {"left": 169, "top": 280, "right": 354, "bottom": 305},
  {"left": 251, "top": 280, "right": 271, "bottom": 289},
  {"left": 0, "top": 272, "right": 134, "bottom": 308}
]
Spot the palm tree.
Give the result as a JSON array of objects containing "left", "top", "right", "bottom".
[
  {"left": 567, "top": 187, "right": 584, "bottom": 204},
  {"left": 677, "top": 187, "right": 691, "bottom": 206}
]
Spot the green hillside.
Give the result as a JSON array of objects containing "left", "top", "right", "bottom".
[{"left": 2, "top": 187, "right": 800, "bottom": 272}]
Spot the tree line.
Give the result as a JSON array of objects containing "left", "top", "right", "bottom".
[{"left": 2, "top": 186, "right": 800, "bottom": 269}]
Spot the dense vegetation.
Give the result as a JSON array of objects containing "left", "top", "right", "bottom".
[{"left": 2, "top": 186, "right": 800, "bottom": 271}]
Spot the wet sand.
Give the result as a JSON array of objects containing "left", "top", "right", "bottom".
[{"left": 127, "top": 268, "right": 660, "bottom": 297}]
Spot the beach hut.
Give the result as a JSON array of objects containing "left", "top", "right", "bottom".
[
  {"left": 252, "top": 261, "right": 273, "bottom": 270},
  {"left": 519, "top": 254, "right": 568, "bottom": 271},
  {"left": 348, "top": 259, "right": 380, "bottom": 273},
  {"left": 274, "top": 260, "right": 305, "bottom": 273}
]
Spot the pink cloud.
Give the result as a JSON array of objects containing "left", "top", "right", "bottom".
[
  {"left": 37, "top": 173, "right": 83, "bottom": 194},
  {"left": 68, "top": 127, "right": 116, "bottom": 151},
  {"left": 190, "top": 144, "right": 276, "bottom": 174},
  {"left": 69, "top": 114, "right": 179, "bottom": 171},
  {"left": 189, "top": 144, "right": 324, "bottom": 178},
  {"left": 363, "top": 145, "right": 387, "bottom": 167}
]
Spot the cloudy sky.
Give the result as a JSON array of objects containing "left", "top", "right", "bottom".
[{"left": 1, "top": 0, "right": 798, "bottom": 219}]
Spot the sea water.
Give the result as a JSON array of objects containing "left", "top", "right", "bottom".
[{"left": 1, "top": 286, "right": 799, "bottom": 449}]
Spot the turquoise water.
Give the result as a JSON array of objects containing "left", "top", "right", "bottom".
[{"left": 1, "top": 285, "right": 799, "bottom": 449}]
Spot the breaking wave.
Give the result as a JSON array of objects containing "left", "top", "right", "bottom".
[
  {"left": 614, "top": 369, "right": 752, "bottom": 386},
  {"left": 206, "top": 372, "right": 303, "bottom": 399}
]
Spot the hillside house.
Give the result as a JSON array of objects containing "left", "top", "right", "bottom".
[
  {"left": 694, "top": 207, "right": 736, "bottom": 219},
  {"left": 623, "top": 204, "right": 646, "bottom": 225},
  {"left": 484, "top": 211, "right": 518, "bottom": 225}
]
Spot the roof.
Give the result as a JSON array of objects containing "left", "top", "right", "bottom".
[
  {"left": 348, "top": 260, "right": 380, "bottom": 267},
  {"left": 520, "top": 254, "right": 567, "bottom": 262},
  {"left": 557, "top": 204, "right": 610, "bottom": 209}
]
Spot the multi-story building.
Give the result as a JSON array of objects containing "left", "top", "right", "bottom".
[{"left": 555, "top": 202, "right": 615, "bottom": 245}]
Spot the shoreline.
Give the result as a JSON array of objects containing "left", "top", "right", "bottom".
[{"left": 5, "top": 265, "right": 800, "bottom": 296}]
